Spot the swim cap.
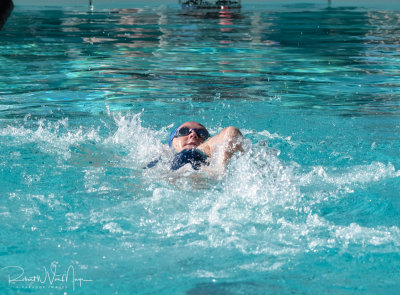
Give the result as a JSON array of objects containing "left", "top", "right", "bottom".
[{"left": 168, "top": 124, "right": 182, "bottom": 147}]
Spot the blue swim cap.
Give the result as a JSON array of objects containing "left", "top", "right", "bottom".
[{"left": 168, "top": 124, "right": 182, "bottom": 147}]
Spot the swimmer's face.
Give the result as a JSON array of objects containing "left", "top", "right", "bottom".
[{"left": 172, "top": 121, "right": 209, "bottom": 152}]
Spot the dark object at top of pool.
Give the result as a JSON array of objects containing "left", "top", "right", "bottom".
[
  {"left": 179, "top": 0, "right": 241, "bottom": 8},
  {"left": 0, "top": 0, "right": 13, "bottom": 31},
  {"left": 179, "top": 0, "right": 242, "bottom": 17}
]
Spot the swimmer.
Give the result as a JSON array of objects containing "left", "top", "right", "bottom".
[{"left": 168, "top": 121, "right": 243, "bottom": 171}]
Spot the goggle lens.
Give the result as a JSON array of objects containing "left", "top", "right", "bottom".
[{"left": 175, "top": 127, "right": 210, "bottom": 140}]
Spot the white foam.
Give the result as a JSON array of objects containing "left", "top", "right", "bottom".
[
  {"left": 103, "top": 222, "right": 130, "bottom": 235},
  {"left": 1, "top": 117, "right": 101, "bottom": 160},
  {"left": 106, "top": 112, "right": 170, "bottom": 168},
  {"left": 3, "top": 111, "right": 399, "bottom": 263},
  {"left": 132, "top": 130, "right": 400, "bottom": 259},
  {"left": 333, "top": 223, "right": 400, "bottom": 249},
  {"left": 299, "top": 162, "right": 400, "bottom": 187}
]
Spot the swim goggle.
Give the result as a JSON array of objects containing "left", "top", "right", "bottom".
[{"left": 168, "top": 126, "right": 210, "bottom": 147}]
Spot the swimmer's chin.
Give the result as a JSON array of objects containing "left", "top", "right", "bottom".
[{"left": 182, "top": 144, "right": 199, "bottom": 150}]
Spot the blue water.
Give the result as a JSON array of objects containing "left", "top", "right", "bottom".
[{"left": 1, "top": 1, "right": 400, "bottom": 294}]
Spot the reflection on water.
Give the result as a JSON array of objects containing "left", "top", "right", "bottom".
[{"left": 1, "top": 5, "right": 400, "bottom": 113}]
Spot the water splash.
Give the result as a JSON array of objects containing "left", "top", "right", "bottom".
[{"left": 1, "top": 111, "right": 399, "bottom": 294}]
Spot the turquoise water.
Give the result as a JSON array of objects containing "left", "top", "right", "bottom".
[{"left": 1, "top": 1, "right": 400, "bottom": 294}]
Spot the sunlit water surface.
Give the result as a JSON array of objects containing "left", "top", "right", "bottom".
[{"left": 1, "top": 2, "right": 400, "bottom": 294}]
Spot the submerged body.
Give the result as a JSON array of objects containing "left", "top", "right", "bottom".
[{"left": 170, "top": 148, "right": 208, "bottom": 170}]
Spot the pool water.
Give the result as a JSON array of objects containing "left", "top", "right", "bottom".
[{"left": 1, "top": 1, "right": 400, "bottom": 294}]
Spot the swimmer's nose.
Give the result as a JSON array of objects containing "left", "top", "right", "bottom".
[{"left": 188, "top": 129, "right": 199, "bottom": 139}]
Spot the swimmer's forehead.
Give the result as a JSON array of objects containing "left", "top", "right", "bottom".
[{"left": 179, "top": 121, "right": 207, "bottom": 130}]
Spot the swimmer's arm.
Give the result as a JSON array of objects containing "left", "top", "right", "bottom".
[{"left": 198, "top": 126, "right": 243, "bottom": 166}]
